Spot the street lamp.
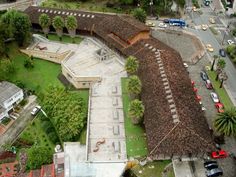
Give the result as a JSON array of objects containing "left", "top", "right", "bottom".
[
  {"left": 222, "top": 21, "right": 232, "bottom": 45},
  {"left": 149, "top": 0, "right": 154, "bottom": 16}
]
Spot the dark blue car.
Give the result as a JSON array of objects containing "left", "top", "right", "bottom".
[{"left": 219, "top": 49, "right": 226, "bottom": 57}]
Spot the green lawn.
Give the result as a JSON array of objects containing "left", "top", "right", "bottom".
[
  {"left": 121, "top": 78, "right": 148, "bottom": 158},
  {"left": 46, "top": 34, "right": 83, "bottom": 44},
  {"left": 131, "top": 160, "right": 174, "bottom": 177},
  {"left": 41, "top": 0, "right": 128, "bottom": 13},
  {"left": 207, "top": 70, "right": 234, "bottom": 109}
]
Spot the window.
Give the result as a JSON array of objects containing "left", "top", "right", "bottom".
[
  {"left": 82, "top": 83, "right": 86, "bottom": 86},
  {"left": 67, "top": 73, "right": 72, "bottom": 79}
]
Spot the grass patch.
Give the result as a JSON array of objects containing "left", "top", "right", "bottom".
[
  {"left": 121, "top": 78, "right": 148, "bottom": 158},
  {"left": 131, "top": 160, "right": 173, "bottom": 177},
  {"left": 1, "top": 117, "right": 11, "bottom": 126},
  {"left": 46, "top": 34, "right": 83, "bottom": 44},
  {"left": 41, "top": 0, "right": 126, "bottom": 14},
  {"left": 207, "top": 70, "right": 234, "bottom": 109},
  {"left": 209, "top": 27, "right": 218, "bottom": 35}
]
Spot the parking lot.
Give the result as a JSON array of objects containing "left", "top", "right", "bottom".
[{"left": 152, "top": 29, "right": 236, "bottom": 177}]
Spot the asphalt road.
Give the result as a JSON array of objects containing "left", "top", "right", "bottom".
[
  {"left": 185, "top": 4, "right": 236, "bottom": 106},
  {"left": 0, "top": 96, "right": 37, "bottom": 152}
]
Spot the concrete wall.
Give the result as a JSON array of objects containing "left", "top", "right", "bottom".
[
  {"left": 0, "top": 110, "right": 8, "bottom": 121},
  {"left": 61, "top": 65, "right": 101, "bottom": 89}
]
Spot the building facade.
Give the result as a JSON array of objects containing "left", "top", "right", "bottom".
[{"left": 0, "top": 81, "right": 24, "bottom": 121}]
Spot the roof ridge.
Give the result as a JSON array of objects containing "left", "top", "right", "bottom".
[{"left": 149, "top": 121, "right": 180, "bottom": 155}]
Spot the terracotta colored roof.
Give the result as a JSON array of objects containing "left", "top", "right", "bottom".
[
  {"left": 125, "top": 38, "right": 215, "bottom": 157},
  {"left": 24, "top": 6, "right": 214, "bottom": 157},
  {"left": 24, "top": 6, "right": 149, "bottom": 43}
]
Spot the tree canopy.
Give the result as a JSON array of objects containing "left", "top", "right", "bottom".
[
  {"left": 39, "top": 13, "right": 51, "bottom": 37},
  {"left": 132, "top": 8, "right": 147, "bottom": 23},
  {"left": 128, "top": 99, "right": 145, "bottom": 124},
  {"left": 127, "top": 75, "right": 142, "bottom": 96},
  {"left": 125, "top": 56, "right": 139, "bottom": 74},
  {"left": 52, "top": 16, "right": 64, "bottom": 31},
  {"left": 42, "top": 86, "right": 87, "bottom": 141},
  {"left": 65, "top": 15, "right": 77, "bottom": 31},
  {"left": 214, "top": 108, "right": 236, "bottom": 136},
  {"left": 26, "top": 146, "right": 52, "bottom": 170}
]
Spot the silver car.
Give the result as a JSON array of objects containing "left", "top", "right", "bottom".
[
  {"left": 205, "top": 168, "right": 223, "bottom": 177},
  {"left": 210, "top": 92, "right": 219, "bottom": 103}
]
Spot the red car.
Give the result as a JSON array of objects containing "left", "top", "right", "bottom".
[
  {"left": 211, "top": 150, "right": 228, "bottom": 159},
  {"left": 191, "top": 80, "right": 195, "bottom": 87},
  {"left": 215, "top": 103, "right": 224, "bottom": 113},
  {"left": 205, "top": 79, "right": 213, "bottom": 89},
  {"left": 193, "top": 87, "right": 198, "bottom": 93},
  {"left": 196, "top": 95, "right": 201, "bottom": 102}
]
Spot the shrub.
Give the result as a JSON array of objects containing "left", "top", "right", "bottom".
[
  {"left": 24, "top": 58, "right": 34, "bottom": 68},
  {"left": 48, "top": 132, "right": 60, "bottom": 144}
]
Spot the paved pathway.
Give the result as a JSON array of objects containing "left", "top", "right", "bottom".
[{"left": 0, "top": 96, "right": 37, "bottom": 152}]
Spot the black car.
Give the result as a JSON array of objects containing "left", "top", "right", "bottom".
[
  {"left": 205, "top": 168, "right": 223, "bottom": 177},
  {"left": 200, "top": 71, "right": 209, "bottom": 81},
  {"left": 204, "top": 160, "right": 217, "bottom": 167},
  {"left": 219, "top": 49, "right": 226, "bottom": 57},
  {"left": 205, "top": 163, "right": 218, "bottom": 170},
  {"left": 163, "top": 19, "right": 169, "bottom": 23}
]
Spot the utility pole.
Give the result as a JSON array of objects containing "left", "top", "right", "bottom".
[{"left": 149, "top": 0, "right": 153, "bottom": 17}]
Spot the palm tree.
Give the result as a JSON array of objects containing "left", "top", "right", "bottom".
[
  {"left": 52, "top": 16, "right": 64, "bottom": 41},
  {"left": 125, "top": 56, "right": 139, "bottom": 75},
  {"left": 215, "top": 58, "right": 226, "bottom": 81},
  {"left": 127, "top": 75, "right": 142, "bottom": 98},
  {"left": 211, "top": 55, "right": 219, "bottom": 71},
  {"left": 214, "top": 108, "right": 236, "bottom": 136},
  {"left": 65, "top": 16, "right": 77, "bottom": 43},
  {"left": 219, "top": 71, "right": 228, "bottom": 88},
  {"left": 39, "top": 13, "right": 51, "bottom": 38},
  {"left": 128, "top": 99, "right": 145, "bottom": 125}
]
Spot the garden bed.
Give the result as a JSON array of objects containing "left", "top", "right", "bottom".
[{"left": 1, "top": 118, "right": 11, "bottom": 126}]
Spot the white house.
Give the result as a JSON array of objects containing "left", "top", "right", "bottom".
[{"left": 0, "top": 81, "right": 24, "bottom": 121}]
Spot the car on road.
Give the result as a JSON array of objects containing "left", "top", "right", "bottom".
[
  {"left": 146, "top": 22, "right": 155, "bottom": 27},
  {"left": 205, "top": 168, "right": 223, "bottom": 177},
  {"left": 158, "top": 22, "right": 167, "bottom": 28},
  {"left": 219, "top": 49, "right": 226, "bottom": 57},
  {"left": 227, "top": 39, "right": 235, "bottom": 45},
  {"left": 205, "top": 163, "right": 219, "bottom": 170},
  {"left": 215, "top": 103, "right": 224, "bottom": 113},
  {"left": 212, "top": 150, "right": 228, "bottom": 159},
  {"left": 201, "top": 24, "right": 208, "bottom": 31},
  {"left": 205, "top": 79, "right": 213, "bottom": 89},
  {"left": 200, "top": 71, "right": 209, "bottom": 81},
  {"left": 209, "top": 18, "right": 216, "bottom": 24},
  {"left": 204, "top": 160, "right": 217, "bottom": 167},
  {"left": 192, "top": 6, "right": 197, "bottom": 12},
  {"left": 163, "top": 19, "right": 169, "bottom": 23},
  {"left": 210, "top": 92, "right": 220, "bottom": 103},
  {"left": 31, "top": 105, "right": 41, "bottom": 116},
  {"left": 206, "top": 44, "right": 214, "bottom": 52}
]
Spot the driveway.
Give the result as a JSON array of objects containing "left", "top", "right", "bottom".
[{"left": 0, "top": 95, "right": 37, "bottom": 152}]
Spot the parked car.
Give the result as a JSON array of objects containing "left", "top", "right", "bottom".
[
  {"left": 219, "top": 49, "right": 226, "bottom": 57},
  {"left": 191, "top": 80, "right": 195, "bottom": 87},
  {"left": 201, "top": 24, "right": 208, "bottom": 31},
  {"left": 183, "top": 62, "right": 188, "bottom": 68},
  {"left": 204, "top": 160, "right": 217, "bottom": 167},
  {"left": 193, "top": 87, "right": 198, "bottom": 93},
  {"left": 205, "top": 79, "right": 213, "bottom": 89},
  {"left": 215, "top": 103, "right": 224, "bottom": 113},
  {"left": 200, "top": 71, "right": 209, "bottom": 81},
  {"left": 212, "top": 150, "right": 228, "bottom": 159},
  {"left": 205, "top": 168, "right": 223, "bottom": 177},
  {"left": 210, "top": 92, "right": 220, "bottom": 103},
  {"left": 205, "top": 163, "right": 219, "bottom": 170},
  {"left": 31, "top": 105, "right": 41, "bottom": 116},
  {"left": 192, "top": 6, "right": 197, "bottom": 12},
  {"left": 158, "top": 22, "right": 167, "bottom": 28},
  {"left": 206, "top": 44, "right": 214, "bottom": 52},
  {"left": 227, "top": 39, "right": 235, "bottom": 45},
  {"left": 209, "top": 18, "right": 216, "bottom": 24},
  {"left": 196, "top": 95, "right": 201, "bottom": 102}
]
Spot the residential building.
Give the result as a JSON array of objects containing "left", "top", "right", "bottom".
[{"left": 0, "top": 81, "right": 24, "bottom": 121}]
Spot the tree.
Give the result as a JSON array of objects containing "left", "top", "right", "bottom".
[
  {"left": 1, "top": 10, "right": 31, "bottom": 46},
  {"left": 65, "top": 16, "right": 77, "bottom": 42},
  {"left": 125, "top": 56, "right": 139, "bottom": 75},
  {"left": 24, "top": 57, "right": 34, "bottom": 69},
  {"left": 43, "top": 86, "right": 87, "bottom": 141},
  {"left": 127, "top": 75, "right": 142, "bottom": 97},
  {"left": 215, "top": 58, "right": 226, "bottom": 81},
  {"left": 52, "top": 16, "right": 64, "bottom": 41},
  {"left": 211, "top": 55, "right": 219, "bottom": 71},
  {"left": 214, "top": 108, "right": 236, "bottom": 136},
  {"left": 219, "top": 71, "right": 228, "bottom": 88},
  {"left": 133, "top": 8, "right": 147, "bottom": 23},
  {"left": 39, "top": 13, "right": 51, "bottom": 38},
  {"left": 26, "top": 146, "right": 52, "bottom": 170},
  {"left": 0, "top": 59, "right": 15, "bottom": 81},
  {"left": 128, "top": 99, "right": 145, "bottom": 124}
]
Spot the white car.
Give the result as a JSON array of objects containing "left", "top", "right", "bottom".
[
  {"left": 146, "top": 22, "right": 155, "bottom": 27},
  {"left": 31, "top": 105, "right": 41, "bottom": 116},
  {"left": 227, "top": 39, "right": 235, "bottom": 45},
  {"left": 158, "top": 22, "right": 167, "bottom": 28},
  {"left": 210, "top": 92, "right": 219, "bottom": 103}
]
